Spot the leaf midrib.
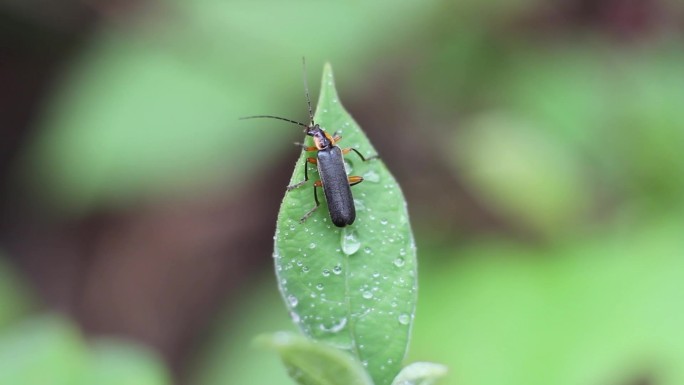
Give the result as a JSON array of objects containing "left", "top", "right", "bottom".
[{"left": 343, "top": 249, "right": 360, "bottom": 360}]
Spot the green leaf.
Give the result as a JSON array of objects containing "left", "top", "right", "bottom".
[
  {"left": 81, "top": 338, "right": 171, "bottom": 385},
  {"left": 391, "top": 362, "right": 448, "bottom": 385},
  {"left": 256, "top": 332, "right": 373, "bottom": 385},
  {"left": 0, "top": 315, "right": 88, "bottom": 385},
  {"left": 273, "top": 64, "right": 417, "bottom": 385},
  {"left": 0, "top": 315, "right": 172, "bottom": 385}
]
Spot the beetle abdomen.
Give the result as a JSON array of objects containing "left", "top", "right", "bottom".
[{"left": 317, "top": 146, "right": 355, "bottom": 227}]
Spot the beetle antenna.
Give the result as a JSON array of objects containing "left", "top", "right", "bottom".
[
  {"left": 239, "top": 115, "right": 309, "bottom": 128},
  {"left": 302, "top": 57, "right": 314, "bottom": 126}
]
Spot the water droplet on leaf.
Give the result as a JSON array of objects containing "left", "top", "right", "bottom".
[
  {"left": 287, "top": 295, "right": 298, "bottom": 307},
  {"left": 363, "top": 169, "right": 380, "bottom": 183},
  {"left": 341, "top": 227, "right": 361, "bottom": 255}
]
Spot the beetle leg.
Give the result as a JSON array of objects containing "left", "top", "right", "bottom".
[
  {"left": 348, "top": 175, "right": 364, "bottom": 186},
  {"left": 286, "top": 158, "right": 318, "bottom": 190},
  {"left": 294, "top": 142, "right": 318, "bottom": 151},
  {"left": 331, "top": 132, "right": 342, "bottom": 144},
  {"left": 300, "top": 180, "right": 323, "bottom": 223},
  {"left": 343, "top": 147, "right": 379, "bottom": 162}
]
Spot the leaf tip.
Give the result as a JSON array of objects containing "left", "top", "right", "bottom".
[
  {"left": 316, "top": 62, "right": 339, "bottom": 113},
  {"left": 322, "top": 62, "right": 335, "bottom": 79},
  {"left": 252, "top": 332, "right": 294, "bottom": 350},
  {"left": 391, "top": 362, "right": 449, "bottom": 385}
]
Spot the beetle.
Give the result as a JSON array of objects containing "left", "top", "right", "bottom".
[{"left": 241, "top": 62, "right": 377, "bottom": 227}]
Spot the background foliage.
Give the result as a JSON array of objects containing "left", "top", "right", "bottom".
[{"left": 1, "top": 1, "right": 683, "bottom": 384}]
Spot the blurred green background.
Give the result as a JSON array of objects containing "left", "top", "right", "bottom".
[{"left": 1, "top": 1, "right": 683, "bottom": 384}]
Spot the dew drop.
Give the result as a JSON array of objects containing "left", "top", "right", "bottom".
[
  {"left": 319, "top": 317, "right": 347, "bottom": 333},
  {"left": 398, "top": 314, "right": 410, "bottom": 325},
  {"left": 393, "top": 257, "right": 405, "bottom": 267},
  {"left": 309, "top": 242, "right": 316, "bottom": 249},
  {"left": 380, "top": 218, "right": 388, "bottom": 225},
  {"left": 301, "top": 266, "right": 310, "bottom": 273},
  {"left": 362, "top": 291, "right": 373, "bottom": 299},
  {"left": 316, "top": 283, "right": 324, "bottom": 291},
  {"left": 322, "top": 269, "right": 330, "bottom": 277},
  {"left": 290, "top": 312, "right": 300, "bottom": 323},
  {"left": 341, "top": 227, "right": 361, "bottom": 255},
  {"left": 363, "top": 247, "right": 373, "bottom": 254},
  {"left": 363, "top": 169, "right": 380, "bottom": 183},
  {"left": 287, "top": 295, "right": 298, "bottom": 307},
  {"left": 332, "top": 265, "right": 343, "bottom": 275}
]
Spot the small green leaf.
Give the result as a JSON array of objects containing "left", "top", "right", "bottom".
[
  {"left": 256, "top": 332, "right": 373, "bottom": 385},
  {"left": 391, "top": 362, "right": 448, "bottom": 385},
  {"left": 273, "top": 63, "right": 417, "bottom": 385}
]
